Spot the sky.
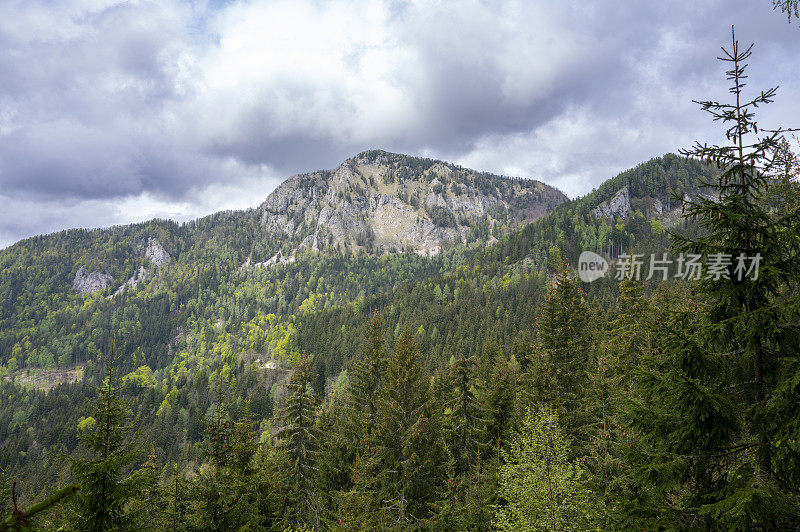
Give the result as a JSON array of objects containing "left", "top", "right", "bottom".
[{"left": 0, "top": 0, "right": 798, "bottom": 248}]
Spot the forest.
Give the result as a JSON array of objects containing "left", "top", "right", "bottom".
[{"left": 1, "top": 22, "right": 800, "bottom": 532}]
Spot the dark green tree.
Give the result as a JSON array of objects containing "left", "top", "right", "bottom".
[
  {"left": 430, "top": 355, "right": 493, "bottom": 530},
  {"left": 347, "top": 313, "right": 386, "bottom": 445},
  {"left": 370, "top": 330, "right": 445, "bottom": 526},
  {"left": 276, "top": 352, "right": 321, "bottom": 529},
  {"left": 535, "top": 264, "right": 593, "bottom": 445},
  {"left": 188, "top": 379, "right": 260, "bottom": 531},
  {"left": 68, "top": 336, "right": 144, "bottom": 531},
  {"left": 666, "top": 26, "right": 800, "bottom": 527},
  {"left": 445, "top": 355, "right": 488, "bottom": 477}
]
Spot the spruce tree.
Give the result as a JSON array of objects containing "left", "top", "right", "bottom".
[
  {"left": 166, "top": 463, "right": 186, "bottom": 532},
  {"left": 484, "top": 352, "right": 517, "bottom": 454},
  {"left": 663, "top": 26, "right": 800, "bottom": 527},
  {"left": 371, "top": 330, "right": 445, "bottom": 525},
  {"left": 445, "top": 355, "right": 488, "bottom": 477},
  {"left": 189, "top": 379, "right": 259, "bottom": 530},
  {"left": 431, "top": 355, "right": 493, "bottom": 530},
  {"left": 535, "top": 263, "right": 593, "bottom": 446},
  {"left": 621, "top": 297, "right": 738, "bottom": 529},
  {"left": 766, "top": 137, "right": 800, "bottom": 214},
  {"left": 347, "top": 313, "right": 386, "bottom": 445},
  {"left": 276, "top": 352, "right": 321, "bottom": 529},
  {"left": 68, "top": 335, "right": 144, "bottom": 531},
  {"left": 584, "top": 279, "right": 649, "bottom": 508}
]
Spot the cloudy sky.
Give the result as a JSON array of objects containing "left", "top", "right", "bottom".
[{"left": 1, "top": 0, "right": 798, "bottom": 248}]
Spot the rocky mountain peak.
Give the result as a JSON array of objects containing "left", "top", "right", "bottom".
[
  {"left": 255, "top": 150, "right": 567, "bottom": 260},
  {"left": 592, "top": 186, "right": 632, "bottom": 218}
]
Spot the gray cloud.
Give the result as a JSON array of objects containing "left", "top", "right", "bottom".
[{"left": 1, "top": 0, "right": 798, "bottom": 247}]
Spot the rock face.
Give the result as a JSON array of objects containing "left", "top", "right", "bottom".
[
  {"left": 112, "top": 266, "right": 148, "bottom": 297},
  {"left": 257, "top": 150, "right": 567, "bottom": 257},
  {"left": 145, "top": 238, "right": 170, "bottom": 268},
  {"left": 592, "top": 186, "right": 632, "bottom": 218},
  {"left": 72, "top": 266, "right": 114, "bottom": 295}
]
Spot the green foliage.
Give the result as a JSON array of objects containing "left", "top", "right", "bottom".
[
  {"left": 444, "top": 355, "right": 488, "bottom": 476},
  {"left": 669, "top": 27, "right": 800, "bottom": 527},
  {"left": 534, "top": 264, "right": 593, "bottom": 446},
  {"left": 276, "top": 353, "right": 321, "bottom": 529},
  {"left": 2, "top": 101, "right": 798, "bottom": 529},
  {"left": 494, "top": 406, "right": 596, "bottom": 531},
  {"left": 352, "top": 330, "right": 446, "bottom": 526},
  {"left": 427, "top": 205, "right": 457, "bottom": 228},
  {"left": 68, "top": 339, "right": 145, "bottom": 531}
]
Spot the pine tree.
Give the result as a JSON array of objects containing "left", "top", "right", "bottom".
[
  {"left": 68, "top": 335, "right": 144, "bottom": 531},
  {"left": 620, "top": 299, "right": 738, "bottom": 529},
  {"left": 189, "top": 380, "right": 259, "bottom": 531},
  {"left": 484, "top": 352, "right": 517, "bottom": 454},
  {"left": 166, "top": 463, "right": 186, "bottom": 532},
  {"left": 535, "top": 263, "right": 593, "bottom": 446},
  {"left": 276, "top": 352, "right": 321, "bottom": 529},
  {"left": 347, "top": 313, "right": 386, "bottom": 445},
  {"left": 673, "top": 26, "right": 800, "bottom": 527},
  {"left": 370, "top": 330, "right": 445, "bottom": 525},
  {"left": 583, "top": 278, "right": 649, "bottom": 512},
  {"left": 430, "top": 355, "right": 493, "bottom": 530},
  {"left": 445, "top": 355, "right": 488, "bottom": 477}
]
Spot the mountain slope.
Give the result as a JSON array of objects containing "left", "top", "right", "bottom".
[
  {"left": 297, "top": 153, "right": 717, "bottom": 369},
  {"left": 0, "top": 152, "right": 712, "bottom": 500}
]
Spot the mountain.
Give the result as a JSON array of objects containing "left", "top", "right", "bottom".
[
  {"left": 3, "top": 151, "right": 798, "bottom": 528},
  {"left": 1, "top": 150, "right": 567, "bottom": 303},
  {"left": 256, "top": 149, "right": 566, "bottom": 259},
  {"left": 0, "top": 151, "right": 711, "bottom": 502},
  {"left": 297, "top": 153, "right": 718, "bottom": 369}
]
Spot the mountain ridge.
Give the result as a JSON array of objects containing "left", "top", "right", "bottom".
[{"left": 255, "top": 149, "right": 567, "bottom": 259}]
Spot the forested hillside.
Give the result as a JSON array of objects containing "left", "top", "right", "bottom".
[{"left": 4, "top": 149, "right": 784, "bottom": 530}]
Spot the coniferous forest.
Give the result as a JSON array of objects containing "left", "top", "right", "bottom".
[{"left": 2, "top": 9, "right": 800, "bottom": 532}]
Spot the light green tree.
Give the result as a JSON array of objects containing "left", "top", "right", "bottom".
[{"left": 495, "top": 405, "right": 596, "bottom": 531}]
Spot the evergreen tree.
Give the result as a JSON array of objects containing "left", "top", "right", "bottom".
[
  {"left": 583, "top": 278, "right": 649, "bottom": 515},
  {"left": 127, "top": 450, "right": 163, "bottom": 531},
  {"left": 621, "top": 300, "right": 738, "bottom": 529},
  {"left": 665, "top": 26, "right": 800, "bottom": 526},
  {"left": 535, "top": 263, "right": 593, "bottom": 446},
  {"left": 346, "top": 313, "right": 386, "bottom": 445},
  {"left": 370, "top": 330, "right": 445, "bottom": 526},
  {"left": 430, "top": 355, "right": 494, "bottom": 530},
  {"left": 484, "top": 352, "right": 517, "bottom": 454},
  {"left": 0, "top": 482, "right": 79, "bottom": 531},
  {"left": 166, "top": 463, "right": 187, "bottom": 532},
  {"left": 772, "top": 0, "right": 799, "bottom": 22},
  {"left": 277, "top": 352, "right": 321, "bottom": 529},
  {"left": 445, "top": 355, "right": 488, "bottom": 477},
  {"left": 68, "top": 336, "right": 144, "bottom": 531},
  {"left": 189, "top": 380, "right": 259, "bottom": 531}
]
